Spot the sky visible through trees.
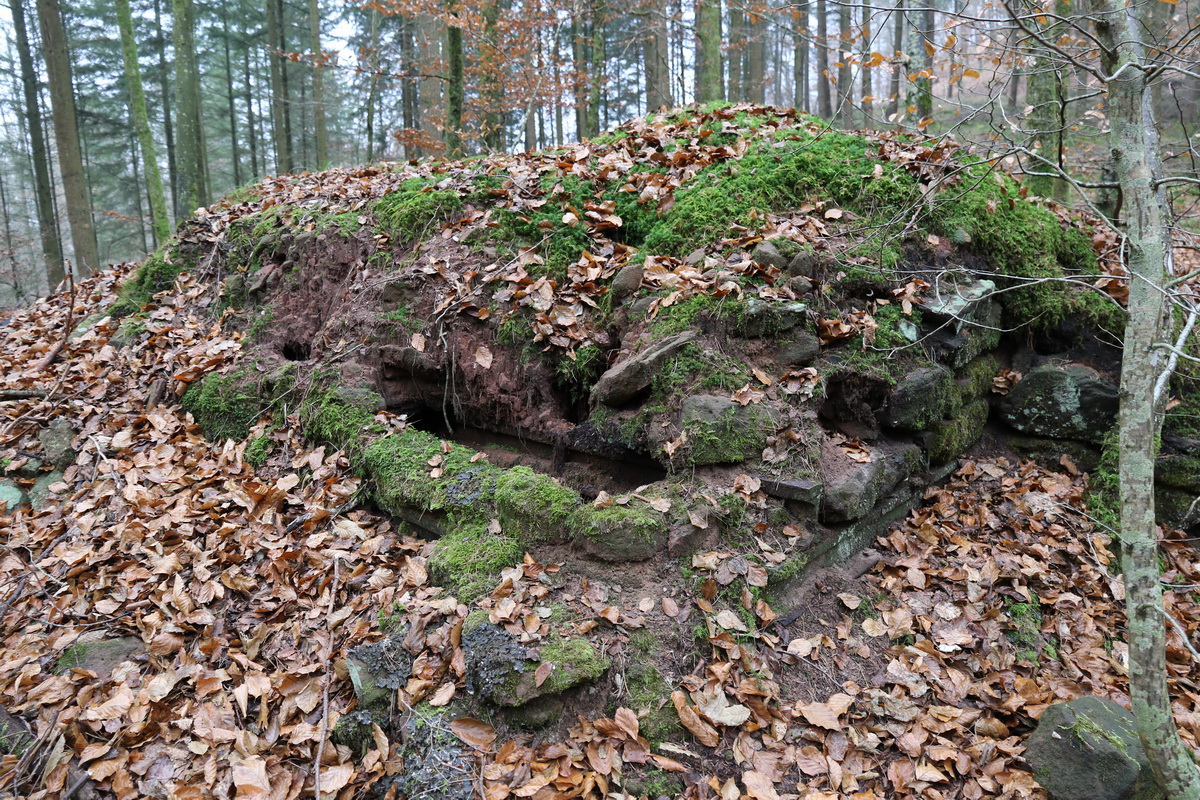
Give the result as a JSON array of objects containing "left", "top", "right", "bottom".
[{"left": 0, "top": 0, "right": 1195, "bottom": 303}]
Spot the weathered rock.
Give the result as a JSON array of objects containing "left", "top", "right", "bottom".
[
  {"left": 775, "top": 331, "right": 821, "bottom": 366},
  {"left": 381, "top": 273, "right": 422, "bottom": 305},
  {"left": 1025, "top": 696, "right": 1163, "bottom": 800},
  {"left": 786, "top": 275, "right": 814, "bottom": 296},
  {"left": 755, "top": 476, "right": 823, "bottom": 505},
  {"left": 0, "top": 480, "right": 27, "bottom": 512},
  {"left": 578, "top": 503, "right": 669, "bottom": 561},
  {"left": 681, "top": 395, "right": 778, "bottom": 465},
  {"left": 751, "top": 240, "right": 788, "bottom": 270},
  {"left": 56, "top": 636, "right": 143, "bottom": 679},
  {"left": 4, "top": 457, "right": 44, "bottom": 479},
  {"left": 382, "top": 707, "right": 476, "bottom": 800},
  {"left": 922, "top": 275, "right": 997, "bottom": 330},
  {"left": 731, "top": 299, "right": 807, "bottom": 338},
  {"left": 1008, "top": 435, "right": 1102, "bottom": 473},
  {"left": 29, "top": 469, "right": 64, "bottom": 511},
  {"left": 610, "top": 261, "right": 645, "bottom": 301},
  {"left": 38, "top": 419, "right": 75, "bottom": 470},
  {"left": 954, "top": 353, "right": 1001, "bottom": 409},
  {"left": 1156, "top": 487, "right": 1200, "bottom": 530},
  {"left": 921, "top": 399, "right": 988, "bottom": 464},
  {"left": 1155, "top": 453, "right": 1200, "bottom": 493},
  {"left": 882, "top": 366, "right": 954, "bottom": 431},
  {"left": 379, "top": 343, "right": 440, "bottom": 378},
  {"left": 593, "top": 331, "right": 696, "bottom": 406},
  {"left": 462, "top": 621, "right": 609, "bottom": 707},
  {"left": 1000, "top": 365, "right": 1117, "bottom": 443},
  {"left": 820, "top": 440, "right": 925, "bottom": 523},
  {"left": 495, "top": 466, "right": 580, "bottom": 544},
  {"left": 786, "top": 246, "right": 820, "bottom": 278},
  {"left": 345, "top": 628, "right": 415, "bottom": 711}
]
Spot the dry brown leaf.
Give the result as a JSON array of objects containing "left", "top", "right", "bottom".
[{"left": 450, "top": 718, "right": 497, "bottom": 750}]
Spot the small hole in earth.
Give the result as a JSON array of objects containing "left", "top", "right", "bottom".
[{"left": 281, "top": 340, "right": 312, "bottom": 361}]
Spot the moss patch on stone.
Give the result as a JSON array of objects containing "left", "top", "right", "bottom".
[
  {"left": 495, "top": 466, "right": 581, "bottom": 543},
  {"left": 181, "top": 372, "right": 266, "bottom": 442},
  {"left": 299, "top": 385, "right": 384, "bottom": 451},
  {"left": 576, "top": 503, "right": 669, "bottom": 562},
  {"left": 375, "top": 178, "right": 463, "bottom": 243},
  {"left": 924, "top": 399, "right": 988, "bottom": 464},
  {"left": 428, "top": 521, "right": 524, "bottom": 603}
]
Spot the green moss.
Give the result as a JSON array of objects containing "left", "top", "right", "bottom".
[
  {"left": 375, "top": 178, "right": 462, "bottom": 243},
  {"left": 626, "top": 657, "right": 682, "bottom": 747},
  {"left": 536, "top": 637, "right": 610, "bottom": 695},
  {"left": 110, "top": 241, "right": 191, "bottom": 318},
  {"left": 554, "top": 345, "right": 605, "bottom": 403},
  {"left": 1007, "top": 596, "right": 1046, "bottom": 664},
  {"left": 181, "top": 372, "right": 265, "bottom": 442},
  {"left": 379, "top": 307, "right": 422, "bottom": 333},
  {"left": 683, "top": 403, "right": 775, "bottom": 466},
  {"left": 428, "top": 521, "right": 523, "bottom": 603},
  {"left": 364, "top": 429, "right": 497, "bottom": 517},
  {"left": 1087, "top": 432, "right": 1120, "bottom": 535},
  {"left": 246, "top": 307, "right": 274, "bottom": 341},
  {"left": 652, "top": 343, "right": 751, "bottom": 399},
  {"left": 575, "top": 502, "right": 668, "bottom": 561},
  {"left": 495, "top": 466, "right": 582, "bottom": 543},
  {"left": 245, "top": 435, "right": 272, "bottom": 467},
  {"left": 300, "top": 386, "right": 384, "bottom": 451},
  {"left": 924, "top": 399, "right": 988, "bottom": 463}
]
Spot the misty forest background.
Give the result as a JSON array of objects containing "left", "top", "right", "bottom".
[{"left": 0, "top": 0, "right": 1196, "bottom": 304}]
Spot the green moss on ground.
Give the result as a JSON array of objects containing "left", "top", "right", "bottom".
[
  {"left": 495, "top": 466, "right": 581, "bottom": 543},
  {"left": 245, "top": 435, "right": 273, "bottom": 467},
  {"left": 535, "top": 637, "right": 610, "bottom": 695},
  {"left": 375, "top": 178, "right": 463, "bottom": 243},
  {"left": 364, "top": 429, "right": 498, "bottom": 516},
  {"left": 110, "top": 241, "right": 191, "bottom": 318},
  {"left": 300, "top": 385, "right": 384, "bottom": 451},
  {"left": 182, "top": 372, "right": 266, "bottom": 442},
  {"left": 428, "top": 521, "right": 524, "bottom": 604}
]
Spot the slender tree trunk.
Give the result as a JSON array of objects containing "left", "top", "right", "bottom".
[
  {"left": 643, "top": 0, "right": 673, "bottom": 111},
  {"left": 116, "top": 0, "right": 171, "bottom": 243},
  {"left": 365, "top": 7, "right": 381, "bottom": 161},
  {"left": 860, "top": 7, "right": 873, "bottom": 126},
  {"left": 483, "top": 0, "right": 505, "bottom": 149},
  {"left": 695, "top": 0, "right": 723, "bottom": 103},
  {"left": 585, "top": 0, "right": 606, "bottom": 136},
  {"left": 10, "top": 0, "right": 63, "bottom": 287},
  {"left": 727, "top": 3, "right": 744, "bottom": 101},
  {"left": 837, "top": 0, "right": 853, "bottom": 126},
  {"left": 153, "top": 0, "right": 177, "bottom": 215},
  {"left": 400, "top": 15, "right": 418, "bottom": 158},
  {"left": 747, "top": 8, "right": 766, "bottom": 104},
  {"left": 816, "top": 0, "right": 832, "bottom": 118},
  {"left": 242, "top": 41, "right": 260, "bottom": 177},
  {"left": 792, "top": 17, "right": 806, "bottom": 110},
  {"left": 173, "top": 0, "right": 207, "bottom": 215},
  {"left": 446, "top": 16, "right": 464, "bottom": 156},
  {"left": 571, "top": 15, "right": 587, "bottom": 137},
  {"left": 308, "top": 0, "right": 328, "bottom": 168},
  {"left": 909, "top": 4, "right": 933, "bottom": 123},
  {"left": 36, "top": 0, "right": 99, "bottom": 275},
  {"left": 266, "top": 0, "right": 293, "bottom": 173},
  {"left": 1090, "top": 0, "right": 1200, "bottom": 795},
  {"left": 887, "top": 0, "right": 903, "bottom": 119},
  {"left": 129, "top": 125, "right": 149, "bottom": 253},
  {"left": 220, "top": 16, "right": 243, "bottom": 188}
]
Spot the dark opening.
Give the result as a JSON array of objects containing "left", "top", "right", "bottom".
[
  {"left": 281, "top": 340, "right": 312, "bottom": 361},
  {"left": 391, "top": 399, "right": 458, "bottom": 437}
]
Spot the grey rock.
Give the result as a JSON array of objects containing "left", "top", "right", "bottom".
[
  {"left": 681, "top": 394, "right": 778, "bottom": 465},
  {"left": 776, "top": 331, "right": 821, "bottom": 366},
  {"left": 751, "top": 240, "right": 788, "bottom": 270},
  {"left": 732, "top": 299, "right": 808, "bottom": 338},
  {"left": 0, "top": 480, "right": 27, "bottom": 513},
  {"left": 462, "top": 622, "right": 609, "bottom": 706},
  {"left": 786, "top": 246, "right": 820, "bottom": 278},
  {"left": 1025, "top": 696, "right": 1163, "bottom": 800},
  {"left": 926, "top": 297, "right": 1002, "bottom": 369},
  {"left": 756, "top": 476, "right": 823, "bottom": 505},
  {"left": 627, "top": 296, "right": 657, "bottom": 319},
  {"left": 345, "top": 627, "right": 415, "bottom": 711},
  {"left": 883, "top": 366, "right": 954, "bottom": 431},
  {"left": 786, "top": 275, "right": 814, "bottom": 296},
  {"left": 379, "top": 344, "right": 440, "bottom": 378},
  {"left": 29, "top": 469, "right": 64, "bottom": 510},
  {"left": 610, "top": 261, "right": 645, "bottom": 301},
  {"left": 1008, "top": 435, "right": 1102, "bottom": 473},
  {"left": 56, "top": 636, "right": 143, "bottom": 679},
  {"left": 38, "top": 419, "right": 75, "bottom": 470},
  {"left": 593, "top": 331, "right": 696, "bottom": 406},
  {"left": 821, "top": 441, "right": 925, "bottom": 523},
  {"left": 922, "top": 275, "right": 997, "bottom": 333},
  {"left": 383, "top": 708, "right": 476, "bottom": 800},
  {"left": 999, "top": 365, "right": 1117, "bottom": 443},
  {"left": 381, "top": 273, "right": 422, "bottom": 305},
  {"left": 578, "top": 502, "right": 669, "bottom": 562}
]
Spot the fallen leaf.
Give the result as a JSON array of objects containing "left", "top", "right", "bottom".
[{"left": 450, "top": 718, "right": 496, "bottom": 750}]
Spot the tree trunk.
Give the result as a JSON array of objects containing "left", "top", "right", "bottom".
[
  {"left": 483, "top": 0, "right": 505, "bottom": 150},
  {"left": 1024, "top": 0, "right": 1068, "bottom": 199},
  {"left": 792, "top": 16, "right": 807, "bottom": 110},
  {"left": 116, "top": 0, "right": 171, "bottom": 244},
  {"left": 36, "top": 0, "right": 99, "bottom": 275},
  {"left": 571, "top": 16, "right": 587, "bottom": 137},
  {"left": 266, "top": 0, "right": 293, "bottom": 174},
  {"left": 727, "top": 3, "right": 744, "bottom": 101},
  {"left": 220, "top": 15, "right": 243, "bottom": 189},
  {"left": 446, "top": 16, "right": 464, "bottom": 156},
  {"left": 10, "top": 0, "right": 63, "bottom": 287},
  {"left": 695, "top": 0, "right": 723, "bottom": 103},
  {"left": 242, "top": 39, "right": 260, "bottom": 178},
  {"left": 887, "top": 0, "right": 903, "bottom": 120},
  {"left": 308, "top": 0, "right": 328, "bottom": 169},
  {"left": 837, "top": 0, "right": 853, "bottom": 126},
  {"left": 1090, "top": 0, "right": 1200, "bottom": 795},
  {"left": 173, "top": 0, "right": 207, "bottom": 215},
  {"left": 816, "top": 0, "right": 831, "bottom": 118},
  {"left": 585, "top": 0, "right": 606, "bottom": 136},
  {"left": 365, "top": 7, "right": 381, "bottom": 161},
  {"left": 860, "top": 6, "right": 873, "bottom": 126},
  {"left": 747, "top": 8, "right": 766, "bottom": 104},
  {"left": 643, "top": 0, "right": 673, "bottom": 111},
  {"left": 400, "top": 15, "right": 418, "bottom": 159},
  {"left": 153, "top": 0, "right": 177, "bottom": 215},
  {"left": 910, "top": 4, "right": 933, "bottom": 123}
]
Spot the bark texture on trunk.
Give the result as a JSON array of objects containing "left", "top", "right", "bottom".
[
  {"left": 695, "top": 0, "right": 723, "bottom": 103},
  {"left": 1092, "top": 0, "right": 1200, "bottom": 795},
  {"left": 36, "top": 0, "right": 99, "bottom": 274},
  {"left": 116, "top": 0, "right": 171, "bottom": 243},
  {"left": 173, "top": 0, "right": 208, "bottom": 214}
]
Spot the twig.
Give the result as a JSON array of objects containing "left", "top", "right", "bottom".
[
  {"left": 313, "top": 557, "right": 341, "bottom": 799},
  {"left": 1162, "top": 606, "right": 1200, "bottom": 663},
  {"left": 0, "top": 390, "right": 47, "bottom": 401},
  {"left": 34, "top": 271, "right": 76, "bottom": 372}
]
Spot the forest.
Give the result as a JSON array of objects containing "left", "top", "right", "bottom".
[{"left": 0, "top": 0, "right": 1196, "bottom": 304}]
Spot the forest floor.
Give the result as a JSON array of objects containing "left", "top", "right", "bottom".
[{"left": 1, "top": 105, "right": 1200, "bottom": 800}]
